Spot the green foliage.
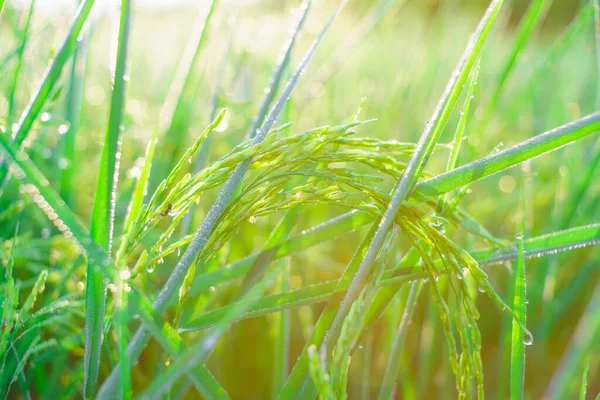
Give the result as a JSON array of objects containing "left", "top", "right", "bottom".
[{"left": 0, "top": 0, "right": 599, "bottom": 398}]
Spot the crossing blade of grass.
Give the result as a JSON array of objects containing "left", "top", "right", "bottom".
[
  {"left": 84, "top": 0, "right": 131, "bottom": 396},
  {"left": 415, "top": 112, "right": 600, "bottom": 199},
  {"left": 247, "top": 0, "right": 311, "bottom": 139},
  {"left": 545, "top": 283, "right": 600, "bottom": 399},
  {"left": 470, "top": 222, "right": 600, "bottom": 264},
  {"left": 0, "top": 0, "right": 96, "bottom": 189},
  {"left": 96, "top": 1, "right": 348, "bottom": 397},
  {"left": 377, "top": 280, "right": 421, "bottom": 400},
  {"left": 320, "top": 0, "right": 504, "bottom": 367},
  {"left": 510, "top": 230, "right": 527, "bottom": 400},
  {"left": 138, "top": 269, "right": 278, "bottom": 398},
  {"left": 181, "top": 222, "right": 600, "bottom": 332},
  {"left": 7, "top": 0, "right": 35, "bottom": 121},
  {"left": 484, "top": 0, "right": 553, "bottom": 119},
  {"left": 189, "top": 216, "right": 600, "bottom": 305}
]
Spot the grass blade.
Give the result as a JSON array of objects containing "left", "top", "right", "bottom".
[
  {"left": 84, "top": 0, "right": 132, "bottom": 396},
  {"left": 510, "top": 232, "right": 528, "bottom": 400},
  {"left": 129, "top": 289, "right": 230, "bottom": 399},
  {"left": 0, "top": 0, "right": 96, "bottom": 189},
  {"left": 377, "top": 280, "right": 421, "bottom": 400},
  {"left": 416, "top": 112, "right": 600, "bottom": 199}
]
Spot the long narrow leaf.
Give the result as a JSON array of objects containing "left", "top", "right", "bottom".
[
  {"left": 0, "top": 0, "right": 96, "bottom": 187},
  {"left": 84, "top": 0, "right": 132, "bottom": 396}
]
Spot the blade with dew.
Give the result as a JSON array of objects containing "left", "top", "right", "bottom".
[
  {"left": 0, "top": 124, "right": 229, "bottom": 400},
  {"left": 510, "top": 231, "right": 528, "bottom": 400},
  {"left": 96, "top": 1, "right": 349, "bottom": 397},
  {"left": 436, "top": 59, "right": 480, "bottom": 212},
  {"left": 415, "top": 112, "right": 600, "bottom": 200},
  {"left": 318, "top": 0, "right": 505, "bottom": 373},
  {"left": 0, "top": 0, "right": 96, "bottom": 190},
  {"left": 116, "top": 128, "right": 158, "bottom": 262},
  {"left": 84, "top": 0, "right": 131, "bottom": 396}
]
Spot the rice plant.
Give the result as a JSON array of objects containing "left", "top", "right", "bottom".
[{"left": 0, "top": 0, "right": 599, "bottom": 398}]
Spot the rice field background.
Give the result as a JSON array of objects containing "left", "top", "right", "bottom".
[{"left": 0, "top": 0, "right": 599, "bottom": 398}]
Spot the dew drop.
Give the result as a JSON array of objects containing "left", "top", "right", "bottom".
[
  {"left": 522, "top": 331, "right": 533, "bottom": 346},
  {"left": 515, "top": 232, "right": 524, "bottom": 240}
]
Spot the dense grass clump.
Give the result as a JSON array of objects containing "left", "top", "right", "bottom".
[{"left": 0, "top": 0, "right": 599, "bottom": 398}]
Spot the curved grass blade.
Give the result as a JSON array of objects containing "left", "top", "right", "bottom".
[
  {"left": 84, "top": 0, "right": 131, "bottom": 396},
  {"left": 0, "top": 0, "right": 96, "bottom": 188},
  {"left": 319, "top": 0, "right": 504, "bottom": 374},
  {"left": 97, "top": 1, "right": 349, "bottom": 397},
  {"left": 510, "top": 233, "right": 527, "bottom": 400}
]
